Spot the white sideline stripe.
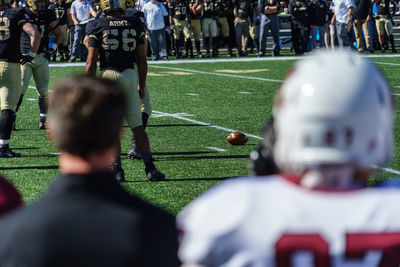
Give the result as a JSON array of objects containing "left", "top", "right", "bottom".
[
  {"left": 239, "top": 91, "right": 252, "bottom": 94},
  {"left": 375, "top": 61, "right": 400, "bottom": 67},
  {"left": 371, "top": 165, "right": 400, "bottom": 175},
  {"left": 47, "top": 53, "right": 400, "bottom": 67},
  {"left": 150, "top": 65, "right": 283, "bottom": 83},
  {"left": 206, "top": 147, "right": 227, "bottom": 152},
  {"left": 152, "top": 110, "right": 263, "bottom": 140},
  {"left": 186, "top": 93, "right": 198, "bottom": 96},
  {"left": 26, "top": 98, "right": 37, "bottom": 101}
]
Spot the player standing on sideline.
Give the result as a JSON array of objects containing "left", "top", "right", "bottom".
[
  {"left": 86, "top": 0, "right": 165, "bottom": 182},
  {"left": 49, "top": 0, "right": 72, "bottom": 61},
  {"left": 188, "top": 0, "right": 203, "bottom": 57},
  {"left": 373, "top": 0, "right": 397, "bottom": 52},
  {"left": 14, "top": 0, "right": 62, "bottom": 130},
  {"left": 202, "top": 0, "right": 218, "bottom": 58},
  {"left": 169, "top": 0, "right": 192, "bottom": 58},
  {"left": 177, "top": 50, "right": 400, "bottom": 266},
  {"left": 215, "top": 0, "right": 234, "bottom": 57},
  {"left": 0, "top": 0, "right": 40, "bottom": 157}
]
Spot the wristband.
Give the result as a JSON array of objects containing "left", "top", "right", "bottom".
[
  {"left": 51, "top": 43, "right": 58, "bottom": 50},
  {"left": 28, "top": 50, "right": 36, "bottom": 57}
]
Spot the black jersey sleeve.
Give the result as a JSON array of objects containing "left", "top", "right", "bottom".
[
  {"left": 86, "top": 19, "right": 102, "bottom": 48},
  {"left": 15, "top": 8, "right": 30, "bottom": 29},
  {"left": 47, "top": 8, "right": 58, "bottom": 30},
  {"left": 129, "top": 16, "right": 145, "bottom": 45}
]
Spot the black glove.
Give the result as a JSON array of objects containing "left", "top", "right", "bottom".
[
  {"left": 19, "top": 53, "right": 35, "bottom": 65},
  {"left": 256, "top": 18, "right": 260, "bottom": 25},
  {"left": 43, "top": 48, "right": 55, "bottom": 62}
]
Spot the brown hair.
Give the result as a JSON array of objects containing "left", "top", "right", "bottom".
[{"left": 49, "top": 75, "right": 126, "bottom": 159}]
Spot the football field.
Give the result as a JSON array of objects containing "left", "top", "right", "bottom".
[{"left": 3, "top": 53, "right": 400, "bottom": 215}]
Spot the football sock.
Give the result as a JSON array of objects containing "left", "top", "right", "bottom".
[
  {"left": 205, "top": 37, "right": 210, "bottom": 53},
  {"left": 38, "top": 96, "right": 48, "bottom": 116},
  {"left": 390, "top": 35, "right": 396, "bottom": 50},
  {"left": 0, "top": 109, "right": 15, "bottom": 140},
  {"left": 195, "top": 40, "right": 201, "bottom": 54},
  {"left": 142, "top": 152, "right": 156, "bottom": 172}
]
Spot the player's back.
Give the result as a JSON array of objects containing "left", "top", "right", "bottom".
[
  {"left": 0, "top": 7, "right": 26, "bottom": 63},
  {"left": 86, "top": 15, "right": 145, "bottom": 72},
  {"left": 178, "top": 176, "right": 400, "bottom": 266}
]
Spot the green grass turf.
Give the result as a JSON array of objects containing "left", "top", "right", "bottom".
[{"left": 1, "top": 54, "right": 400, "bottom": 214}]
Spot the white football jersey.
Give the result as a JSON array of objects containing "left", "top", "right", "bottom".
[{"left": 177, "top": 175, "right": 400, "bottom": 267}]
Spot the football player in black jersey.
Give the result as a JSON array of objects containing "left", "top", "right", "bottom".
[
  {"left": 15, "top": 0, "right": 62, "bottom": 130},
  {"left": 169, "top": 0, "right": 192, "bottom": 58},
  {"left": 189, "top": 0, "right": 203, "bottom": 57},
  {"left": 373, "top": 0, "right": 397, "bottom": 52},
  {"left": 49, "top": 0, "right": 72, "bottom": 61},
  {"left": 86, "top": 0, "right": 165, "bottom": 182},
  {"left": 0, "top": 0, "right": 40, "bottom": 157},
  {"left": 202, "top": 0, "right": 218, "bottom": 57}
]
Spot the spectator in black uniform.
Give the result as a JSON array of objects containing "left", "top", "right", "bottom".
[
  {"left": 289, "top": 0, "right": 311, "bottom": 55},
  {"left": 258, "top": 0, "right": 281, "bottom": 56},
  {"left": 353, "top": 0, "right": 373, "bottom": 52},
  {"left": 310, "top": 0, "right": 329, "bottom": 48},
  {"left": 0, "top": 75, "right": 180, "bottom": 267}
]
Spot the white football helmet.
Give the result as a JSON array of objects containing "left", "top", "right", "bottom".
[{"left": 273, "top": 50, "right": 394, "bottom": 172}]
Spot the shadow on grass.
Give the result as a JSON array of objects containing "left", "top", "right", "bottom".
[
  {"left": 147, "top": 124, "right": 205, "bottom": 127},
  {"left": 122, "top": 123, "right": 205, "bottom": 128},
  {"left": 0, "top": 165, "right": 58, "bottom": 170},
  {"left": 155, "top": 154, "right": 249, "bottom": 160},
  {"left": 124, "top": 176, "right": 237, "bottom": 183},
  {"left": 152, "top": 151, "right": 214, "bottom": 156}
]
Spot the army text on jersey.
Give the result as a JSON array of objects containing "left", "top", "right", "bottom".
[{"left": 86, "top": 16, "right": 145, "bottom": 72}]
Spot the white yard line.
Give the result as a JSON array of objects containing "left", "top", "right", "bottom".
[
  {"left": 374, "top": 61, "right": 400, "bottom": 67},
  {"left": 150, "top": 65, "right": 283, "bottom": 83},
  {"left": 152, "top": 110, "right": 263, "bottom": 140},
  {"left": 206, "top": 147, "right": 227, "bottom": 152}
]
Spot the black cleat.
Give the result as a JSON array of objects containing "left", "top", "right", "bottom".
[
  {"left": 0, "top": 147, "right": 21, "bottom": 157},
  {"left": 113, "top": 166, "right": 125, "bottom": 182},
  {"left": 146, "top": 169, "right": 165, "bottom": 182}
]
